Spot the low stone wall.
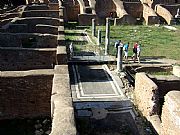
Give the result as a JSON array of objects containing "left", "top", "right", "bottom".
[
  {"left": 0, "top": 47, "right": 56, "bottom": 71},
  {"left": 13, "top": 17, "right": 63, "bottom": 33},
  {"left": 155, "top": 4, "right": 174, "bottom": 25},
  {"left": 36, "top": 34, "right": 58, "bottom": 47},
  {"left": 173, "top": 65, "right": 180, "bottom": 77},
  {"left": 134, "top": 73, "right": 159, "bottom": 117},
  {"left": 22, "top": 10, "right": 59, "bottom": 18},
  {"left": 161, "top": 91, "right": 180, "bottom": 135},
  {"left": 50, "top": 65, "right": 77, "bottom": 135},
  {"left": 25, "top": 4, "right": 49, "bottom": 10},
  {"left": 143, "top": 4, "right": 159, "bottom": 25},
  {"left": 0, "top": 70, "right": 54, "bottom": 120},
  {"left": 36, "top": 24, "right": 58, "bottom": 35},
  {"left": 95, "top": 0, "right": 116, "bottom": 18}
]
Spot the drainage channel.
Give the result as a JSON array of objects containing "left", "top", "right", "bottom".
[{"left": 69, "top": 63, "right": 140, "bottom": 135}]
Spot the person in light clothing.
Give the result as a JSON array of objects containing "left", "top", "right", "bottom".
[{"left": 137, "top": 44, "right": 141, "bottom": 63}]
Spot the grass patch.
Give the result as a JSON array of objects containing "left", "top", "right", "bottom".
[
  {"left": 65, "top": 23, "right": 180, "bottom": 60},
  {"left": 147, "top": 71, "right": 172, "bottom": 75},
  {"left": 92, "top": 25, "right": 180, "bottom": 60}
]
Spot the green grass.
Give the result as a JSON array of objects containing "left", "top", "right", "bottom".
[
  {"left": 65, "top": 24, "right": 180, "bottom": 60},
  {"left": 91, "top": 25, "right": 180, "bottom": 60}
]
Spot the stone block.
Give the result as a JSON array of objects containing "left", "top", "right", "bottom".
[
  {"left": 50, "top": 107, "right": 76, "bottom": 135},
  {"left": 56, "top": 46, "right": 67, "bottom": 64},
  {"left": 51, "top": 74, "right": 71, "bottom": 97},
  {"left": 135, "top": 73, "right": 159, "bottom": 117},
  {"left": 173, "top": 65, "right": 180, "bottom": 77},
  {"left": 161, "top": 91, "right": 180, "bottom": 135},
  {"left": 54, "top": 65, "right": 69, "bottom": 74}
]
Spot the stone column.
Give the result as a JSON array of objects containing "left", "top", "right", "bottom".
[
  {"left": 92, "top": 19, "right": 96, "bottom": 37},
  {"left": 97, "top": 29, "right": 101, "bottom": 45},
  {"left": 105, "top": 18, "right": 110, "bottom": 55},
  {"left": 117, "top": 46, "right": 123, "bottom": 72}
]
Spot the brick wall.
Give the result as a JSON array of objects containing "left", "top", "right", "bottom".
[
  {"left": 36, "top": 24, "right": 58, "bottom": 35},
  {"left": 0, "top": 71, "right": 54, "bottom": 120},
  {"left": 14, "top": 18, "right": 63, "bottom": 33},
  {"left": 78, "top": 14, "right": 97, "bottom": 25},
  {"left": 64, "top": 5, "right": 80, "bottom": 21},
  {"left": 95, "top": 0, "right": 116, "bottom": 18},
  {"left": 0, "top": 47, "right": 57, "bottom": 71},
  {"left": 124, "top": 2, "right": 143, "bottom": 18},
  {"left": 22, "top": 10, "right": 59, "bottom": 18}
]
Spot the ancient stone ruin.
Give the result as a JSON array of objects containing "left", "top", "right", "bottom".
[{"left": 0, "top": 0, "right": 180, "bottom": 135}]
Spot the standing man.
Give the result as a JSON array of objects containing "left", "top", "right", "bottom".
[
  {"left": 132, "top": 41, "right": 138, "bottom": 62},
  {"left": 114, "top": 40, "right": 123, "bottom": 58}
]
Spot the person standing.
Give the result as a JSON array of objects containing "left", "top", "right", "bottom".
[
  {"left": 123, "top": 42, "right": 129, "bottom": 63},
  {"left": 137, "top": 44, "right": 141, "bottom": 63},
  {"left": 132, "top": 41, "right": 138, "bottom": 62},
  {"left": 114, "top": 40, "right": 123, "bottom": 58}
]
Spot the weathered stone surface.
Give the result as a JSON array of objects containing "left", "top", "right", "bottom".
[
  {"left": 155, "top": 4, "right": 175, "bottom": 25},
  {"left": 51, "top": 74, "right": 71, "bottom": 97},
  {"left": 143, "top": 4, "right": 159, "bottom": 25},
  {"left": 173, "top": 65, "right": 180, "bottom": 77},
  {"left": 54, "top": 65, "right": 69, "bottom": 74},
  {"left": 134, "top": 73, "right": 159, "bottom": 117},
  {"left": 161, "top": 91, "right": 180, "bottom": 135},
  {"left": 56, "top": 46, "right": 67, "bottom": 64},
  {"left": 50, "top": 107, "right": 76, "bottom": 135}
]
